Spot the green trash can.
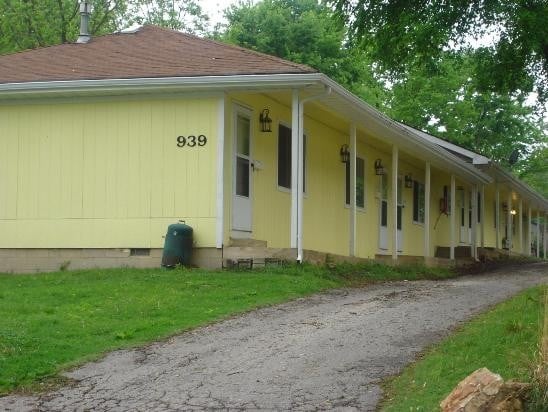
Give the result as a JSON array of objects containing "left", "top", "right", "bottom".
[{"left": 161, "top": 221, "right": 193, "bottom": 268}]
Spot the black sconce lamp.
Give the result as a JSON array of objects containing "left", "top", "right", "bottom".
[
  {"left": 340, "top": 144, "right": 350, "bottom": 164},
  {"left": 259, "top": 109, "right": 272, "bottom": 133},
  {"left": 404, "top": 174, "right": 413, "bottom": 188},
  {"left": 374, "top": 159, "right": 386, "bottom": 175}
]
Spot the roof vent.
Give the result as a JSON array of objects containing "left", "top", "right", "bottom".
[{"left": 76, "top": 1, "right": 92, "bottom": 44}]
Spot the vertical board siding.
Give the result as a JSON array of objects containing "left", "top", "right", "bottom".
[{"left": 0, "top": 97, "right": 218, "bottom": 248}]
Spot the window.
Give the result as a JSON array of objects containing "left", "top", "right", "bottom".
[
  {"left": 413, "top": 180, "right": 425, "bottom": 223},
  {"left": 345, "top": 156, "right": 365, "bottom": 208},
  {"left": 277, "top": 124, "right": 306, "bottom": 191},
  {"left": 477, "top": 191, "right": 481, "bottom": 223}
]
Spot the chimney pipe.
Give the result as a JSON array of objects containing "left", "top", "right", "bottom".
[{"left": 76, "top": 1, "right": 92, "bottom": 44}]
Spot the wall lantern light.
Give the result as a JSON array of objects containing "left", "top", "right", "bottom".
[
  {"left": 404, "top": 174, "right": 413, "bottom": 188},
  {"left": 259, "top": 109, "right": 272, "bottom": 133},
  {"left": 374, "top": 159, "right": 386, "bottom": 175},
  {"left": 510, "top": 209, "right": 517, "bottom": 215},
  {"left": 340, "top": 144, "right": 350, "bottom": 164}
]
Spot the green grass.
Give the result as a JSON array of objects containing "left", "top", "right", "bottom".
[
  {"left": 381, "top": 285, "right": 547, "bottom": 411},
  {"left": 0, "top": 262, "right": 454, "bottom": 395}
]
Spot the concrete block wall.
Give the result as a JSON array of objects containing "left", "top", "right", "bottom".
[{"left": 0, "top": 247, "right": 222, "bottom": 274}]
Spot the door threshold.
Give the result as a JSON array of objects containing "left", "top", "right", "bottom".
[{"left": 230, "top": 230, "right": 253, "bottom": 239}]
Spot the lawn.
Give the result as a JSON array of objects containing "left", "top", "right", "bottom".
[
  {"left": 0, "top": 262, "right": 453, "bottom": 395},
  {"left": 381, "top": 285, "right": 547, "bottom": 411}
]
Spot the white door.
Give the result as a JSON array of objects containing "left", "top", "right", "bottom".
[
  {"left": 379, "top": 174, "right": 388, "bottom": 250},
  {"left": 232, "top": 111, "right": 252, "bottom": 233},
  {"left": 397, "top": 177, "right": 403, "bottom": 252}
]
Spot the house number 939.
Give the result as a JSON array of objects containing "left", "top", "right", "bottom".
[{"left": 176, "top": 135, "right": 207, "bottom": 147}]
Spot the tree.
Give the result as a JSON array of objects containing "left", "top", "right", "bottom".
[
  {"left": 0, "top": 0, "right": 131, "bottom": 54},
  {"left": 331, "top": 0, "right": 548, "bottom": 108},
  {"left": 219, "top": 0, "right": 387, "bottom": 108},
  {"left": 129, "top": 0, "right": 209, "bottom": 35},
  {"left": 388, "top": 51, "right": 546, "bottom": 165},
  {"left": 519, "top": 146, "right": 548, "bottom": 198},
  {"left": 0, "top": 0, "right": 210, "bottom": 55}
]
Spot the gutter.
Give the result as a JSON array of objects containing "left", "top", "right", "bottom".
[
  {"left": 489, "top": 164, "right": 548, "bottom": 210},
  {"left": 316, "top": 75, "right": 492, "bottom": 185},
  {"left": 0, "top": 74, "right": 325, "bottom": 97}
]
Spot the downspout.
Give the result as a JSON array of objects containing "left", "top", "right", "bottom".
[{"left": 296, "top": 86, "right": 332, "bottom": 262}]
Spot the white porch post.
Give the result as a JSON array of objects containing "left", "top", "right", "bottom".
[
  {"left": 507, "top": 192, "right": 513, "bottom": 254},
  {"left": 215, "top": 94, "right": 226, "bottom": 249},
  {"left": 527, "top": 206, "right": 532, "bottom": 256},
  {"left": 392, "top": 145, "right": 398, "bottom": 261},
  {"left": 495, "top": 183, "right": 500, "bottom": 249},
  {"left": 297, "top": 95, "right": 305, "bottom": 262},
  {"left": 349, "top": 124, "right": 357, "bottom": 256},
  {"left": 536, "top": 209, "right": 541, "bottom": 258},
  {"left": 450, "top": 174, "right": 456, "bottom": 260},
  {"left": 543, "top": 212, "right": 548, "bottom": 260},
  {"left": 480, "top": 185, "right": 485, "bottom": 248},
  {"left": 471, "top": 186, "right": 478, "bottom": 260},
  {"left": 290, "top": 89, "right": 299, "bottom": 250},
  {"left": 424, "top": 162, "right": 431, "bottom": 258},
  {"left": 519, "top": 199, "right": 523, "bottom": 254}
]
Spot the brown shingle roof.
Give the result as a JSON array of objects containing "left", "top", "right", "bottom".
[{"left": 0, "top": 25, "right": 316, "bottom": 84}]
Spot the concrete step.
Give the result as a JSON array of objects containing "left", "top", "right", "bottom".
[{"left": 228, "top": 238, "right": 267, "bottom": 248}]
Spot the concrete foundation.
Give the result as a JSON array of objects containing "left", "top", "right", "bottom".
[{"left": 0, "top": 247, "right": 222, "bottom": 274}]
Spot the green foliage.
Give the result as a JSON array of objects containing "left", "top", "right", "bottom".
[
  {"left": 381, "top": 286, "right": 546, "bottom": 411},
  {"left": 129, "top": 0, "right": 209, "bottom": 35},
  {"left": 331, "top": 0, "right": 548, "bottom": 106},
  {"left": 0, "top": 0, "right": 130, "bottom": 54},
  {"left": 218, "top": 0, "right": 387, "bottom": 108},
  {"left": 388, "top": 51, "right": 547, "bottom": 166},
  {"left": 0, "top": 0, "right": 210, "bottom": 55},
  {"left": 519, "top": 146, "right": 548, "bottom": 198}
]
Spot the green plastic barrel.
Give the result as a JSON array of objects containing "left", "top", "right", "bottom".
[{"left": 161, "top": 221, "right": 193, "bottom": 268}]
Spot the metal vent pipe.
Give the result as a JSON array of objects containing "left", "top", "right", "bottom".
[{"left": 76, "top": 1, "right": 92, "bottom": 44}]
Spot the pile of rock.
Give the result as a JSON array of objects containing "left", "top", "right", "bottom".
[{"left": 440, "top": 368, "right": 529, "bottom": 412}]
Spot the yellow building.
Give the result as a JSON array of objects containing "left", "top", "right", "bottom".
[{"left": 0, "top": 25, "right": 546, "bottom": 272}]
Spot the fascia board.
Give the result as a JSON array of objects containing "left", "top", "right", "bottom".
[
  {"left": 0, "top": 73, "right": 325, "bottom": 97},
  {"left": 317, "top": 75, "right": 492, "bottom": 185},
  {"left": 399, "top": 123, "right": 490, "bottom": 165},
  {"left": 490, "top": 164, "right": 548, "bottom": 209}
]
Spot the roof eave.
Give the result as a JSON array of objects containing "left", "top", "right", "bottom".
[
  {"left": 489, "top": 164, "right": 548, "bottom": 210},
  {"left": 0, "top": 73, "right": 323, "bottom": 98}
]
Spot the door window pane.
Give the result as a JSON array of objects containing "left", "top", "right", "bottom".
[
  {"left": 236, "top": 115, "right": 250, "bottom": 156},
  {"left": 381, "top": 200, "right": 388, "bottom": 226},
  {"left": 236, "top": 157, "right": 249, "bottom": 197}
]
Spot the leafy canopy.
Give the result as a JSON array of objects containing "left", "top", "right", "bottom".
[
  {"left": 219, "top": 0, "right": 387, "bottom": 108},
  {"left": 0, "top": 0, "right": 209, "bottom": 54},
  {"left": 331, "top": 0, "right": 548, "bottom": 108}
]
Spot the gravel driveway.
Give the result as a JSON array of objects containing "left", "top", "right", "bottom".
[{"left": 1, "top": 263, "right": 546, "bottom": 411}]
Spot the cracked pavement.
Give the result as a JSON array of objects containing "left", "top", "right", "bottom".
[{"left": 1, "top": 263, "right": 546, "bottom": 411}]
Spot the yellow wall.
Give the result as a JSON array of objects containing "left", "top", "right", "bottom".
[
  {"left": 0, "top": 97, "right": 219, "bottom": 248},
  {"left": 224, "top": 92, "right": 469, "bottom": 258}
]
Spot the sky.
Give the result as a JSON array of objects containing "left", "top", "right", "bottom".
[{"left": 199, "top": 0, "right": 246, "bottom": 26}]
